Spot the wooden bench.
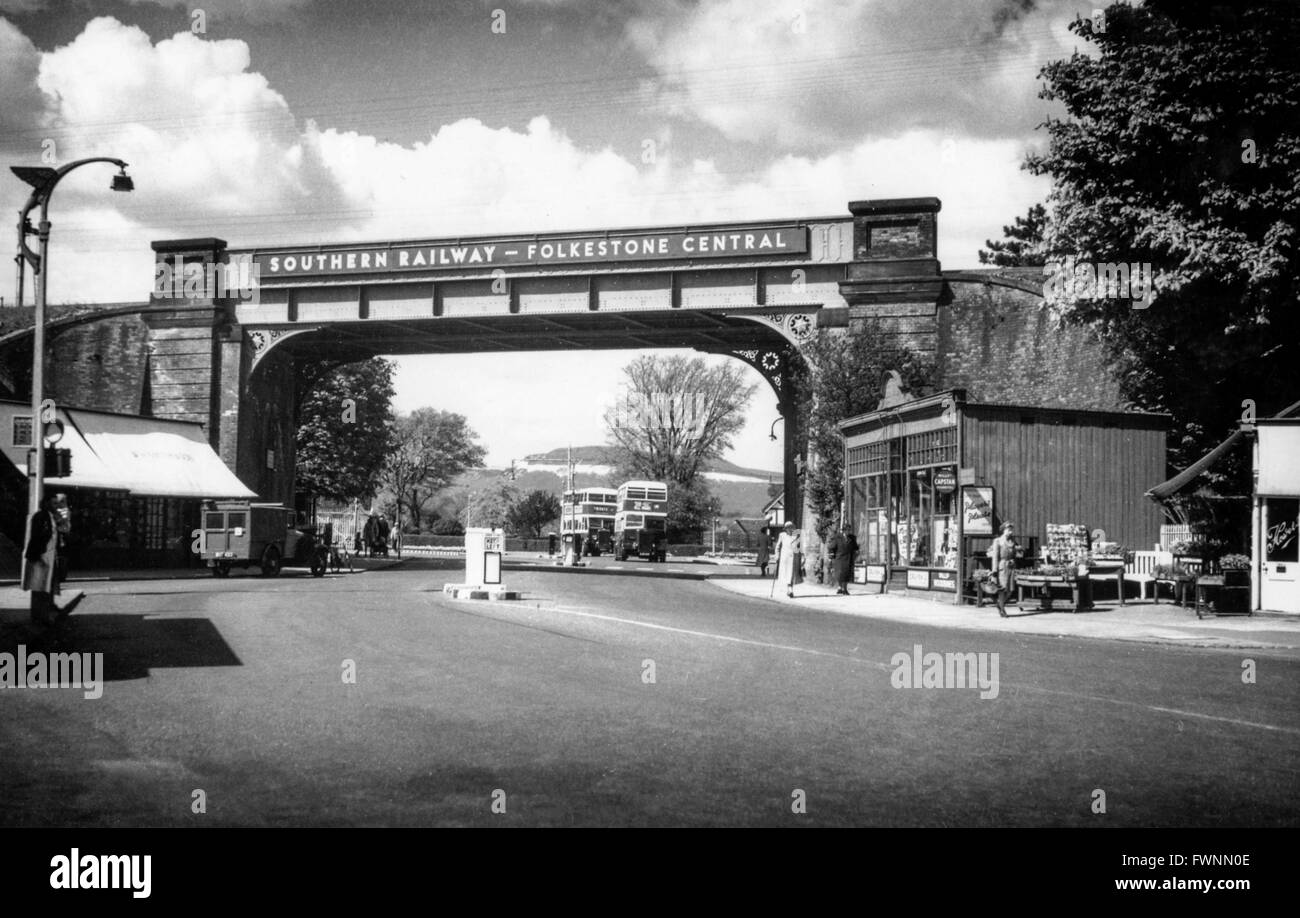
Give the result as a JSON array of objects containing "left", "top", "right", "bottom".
[{"left": 1125, "top": 550, "right": 1171, "bottom": 601}]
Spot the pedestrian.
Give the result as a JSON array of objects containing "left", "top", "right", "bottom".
[
  {"left": 22, "top": 494, "right": 62, "bottom": 627},
  {"left": 755, "top": 526, "right": 771, "bottom": 576},
  {"left": 991, "top": 521, "right": 1019, "bottom": 617},
  {"left": 547, "top": 532, "right": 557, "bottom": 557},
  {"left": 773, "top": 521, "right": 802, "bottom": 598},
  {"left": 377, "top": 515, "right": 391, "bottom": 557},
  {"left": 362, "top": 513, "right": 377, "bottom": 558},
  {"left": 828, "top": 522, "right": 857, "bottom": 595},
  {"left": 52, "top": 492, "right": 71, "bottom": 586}
]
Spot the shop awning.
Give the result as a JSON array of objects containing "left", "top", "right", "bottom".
[
  {"left": 1145, "top": 427, "right": 1248, "bottom": 502},
  {"left": 3, "top": 404, "right": 255, "bottom": 499},
  {"left": 68, "top": 410, "right": 256, "bottom": 499}
]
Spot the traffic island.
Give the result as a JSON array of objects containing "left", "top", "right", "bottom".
[
  {"left": 442, "top": 584, "right": 522, "bottom": 601},
  {"left": 441, "top": 528, "right": 519, "bottom": 600}
]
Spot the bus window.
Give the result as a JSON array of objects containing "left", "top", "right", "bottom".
[{"left": 645, "top": 517, "right": 667, "bottom": 532}]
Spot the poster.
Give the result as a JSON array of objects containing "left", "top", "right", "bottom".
[{"left": 962, "top": 486, "right": 994, "bottom": 535}]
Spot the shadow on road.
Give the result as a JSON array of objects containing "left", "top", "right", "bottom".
[{"left": 0, "top": 606, "right": 241, "bottom": 681}]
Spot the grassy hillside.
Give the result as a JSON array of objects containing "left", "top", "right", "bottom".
[{"left": 432, "top": 467, "right": 779, "bottom": 519}]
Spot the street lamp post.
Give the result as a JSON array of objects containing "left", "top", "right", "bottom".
[{"left": 12, "top": 157, "right": 133, "bottom": 518}]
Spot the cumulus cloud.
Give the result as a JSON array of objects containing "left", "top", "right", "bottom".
[
  {"left": 625, "top": 0, "right": 1079, "bottom": 150},
  {"left": 1, "top": 14, "right": 1047, "bottom": 306},
  {"left": 0, "top": 17, "right": 45, "bottom": 134}
]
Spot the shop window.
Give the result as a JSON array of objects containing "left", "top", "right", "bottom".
[
  {"left": 145, "top": 498, "right": 165, "bottom": 550},
  {"left": 847, "top": 441, "right": 889, "bottom": 478},
  {"left": 903, "top": 466, "right": 957, "bottom": 569},
  {"left": 905, "top": 427, "right": 956, "bottom": 467}
]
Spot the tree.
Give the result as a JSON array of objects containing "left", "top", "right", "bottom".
[
  {"left": 978, "top": 203, "right": 1048, "bottom": 267},
  {"left": 665, "top": 476, "right": 722, "bottom": 543},
  {"left": 604, "top": 355, "right": 757, "bottom": 486},
  {"left": 382, "top": 409, "right": 486, "bottom": 531},
  {"left": 430, "top": 518, "right": 464, "bottom": 536},
  {"left": 461, "top": 480, "right": 518, "bottom": 531},
  {"left": 799, "top": 324, "right": 934, "bottom": 534},
  {"left": 507, "top": 489, "right": 562, "bottom": 538},
  {"left": 295, "top": 358, "right": 397, "bottom": 502},
  {"left": 1027, "top": 0, "right": 1300, "bottom": 490}
]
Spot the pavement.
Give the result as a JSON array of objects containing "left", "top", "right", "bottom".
[{"left": 708, "top": 573, "right": 1300, "bottom": 652}]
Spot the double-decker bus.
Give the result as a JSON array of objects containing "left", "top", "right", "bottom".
[
  {"left": 614, "top": 480, "right": 669, "bottom": 562},
  {"left": 561, "top": 487, "right": 618, "bottom": 556}
]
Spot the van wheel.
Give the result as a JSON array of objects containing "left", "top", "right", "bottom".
[
  {"left": 261, "top": 546, "right": 282, "bottom": 577},
  {"left": 213, "top": 562, "right": 231, "bottom": 578}
]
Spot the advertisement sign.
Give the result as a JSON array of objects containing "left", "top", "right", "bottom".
[
  {"left": 933, "top": 468, "right": 957, "bottom": 494},
  {"left": 906, "top": 569, "right": 929, "bottom": 589},
  {"left": 622, "top": 499, "right": 667, "bottom": 514},
  {"left": 865, "top": 564, "right": 887, "bottom": 584},
  {"left": 1265, "top": 499, "right": 1299, "bottom": 563},
  {"left": 930, "top": 569, "right": 957, "bottom": 592},
  {"left": 962, "top": 486, "right": 994, "bottom": 535}
]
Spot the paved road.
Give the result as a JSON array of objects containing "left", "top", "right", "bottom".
[{"left": 2, "top": 559, "right": 1296, "bottom": 827}]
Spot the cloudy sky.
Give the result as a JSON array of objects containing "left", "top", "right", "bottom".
[{"left": 1, "top": 0, "right": 1089, "bottom": 470}]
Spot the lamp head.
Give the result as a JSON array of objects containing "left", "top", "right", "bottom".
[{"left": 111, "top": 169, "right": 134, "bottom": 192}]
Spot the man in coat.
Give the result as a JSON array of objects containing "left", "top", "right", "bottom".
[
  {"left": 755, "top": 527, "right": 771, "bottom": 576},
  {"left": 22, "top": 494, "right": 61, "bottom": 627},
  {"left": 829, "top": 523, "right": 858, "bottom": 595},
  {"left": 990, "top": 521, "right": 1019, "bottom": 617},
  {"left": 363, "top": 513, "right": 378, "bottom": 557},
  {"left": 773, "top": 521, "right": 802, "bottom": 598}
]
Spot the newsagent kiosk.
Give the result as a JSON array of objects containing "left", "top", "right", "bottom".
[{"left": 839, "top": 390, "right": 1168, "bottom": 603}]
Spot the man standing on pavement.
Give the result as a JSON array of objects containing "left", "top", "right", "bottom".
[
  {"left": 828, "top": 522, "right": 857, "bottom": 595},
  {"left": 22, "top": 493, "right": 61, "bottom": 627},
  {"left": 363, "top": 513, "right": 377, "bottom": 558},
  {"left": 991, "top": 521, "right": 1019, "bottom": 617},
  {"left": 755, "top": 526, "right": 771, "bottom": 576}
]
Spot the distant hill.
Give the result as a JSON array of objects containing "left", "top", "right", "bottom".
[
  {"left": 521, "top": 445, "right": 780, "bottom": 482},
  {"left": 428, "top": 449, "right": 781, "bottom": 520}
]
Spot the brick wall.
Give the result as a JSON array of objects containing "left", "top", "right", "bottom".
[
  {"left": 237, "top": 347, "right": 297, "bottom": 504},
  {"left": 45, "top": 315, "right": 149, "bottom": 414}
]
